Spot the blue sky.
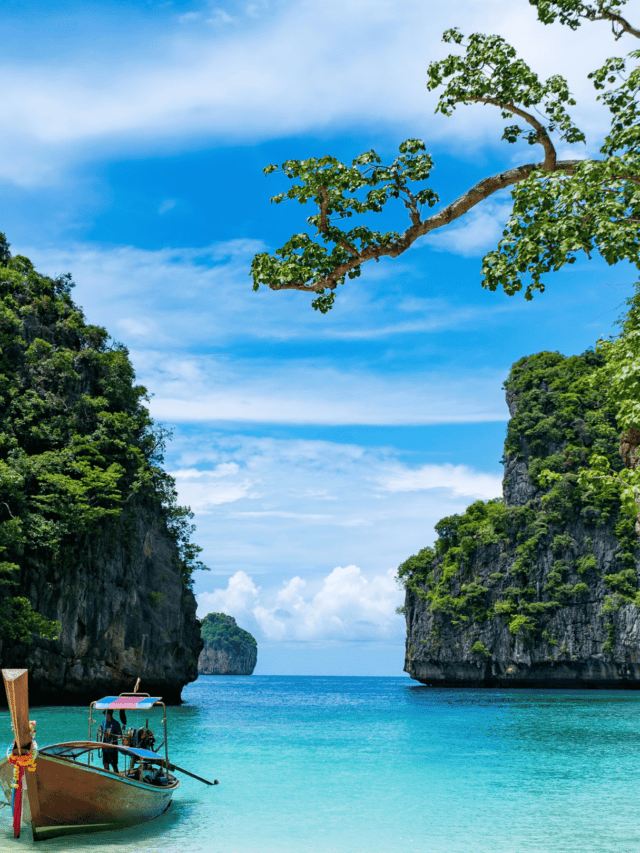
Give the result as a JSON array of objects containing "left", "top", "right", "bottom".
[{"left": 3, "top": 0, "right": 638, "bottom": 675}]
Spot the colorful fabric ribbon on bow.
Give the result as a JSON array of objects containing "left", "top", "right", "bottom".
[{"left": 8, "top": 721, "right": 37, "bottom": 839}]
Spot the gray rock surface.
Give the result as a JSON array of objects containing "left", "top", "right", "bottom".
[
  {"left": 198, "top": 645, "right": 257, "bottom": 676},
  {"left": 1, "top": 504, "right": 202, "bottom": 703},
  {"left": 404, "top": 521, "right": 640, "bottom": 687}
]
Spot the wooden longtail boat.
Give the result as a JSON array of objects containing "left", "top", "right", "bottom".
[{"left": 0, "top": 669, "right": 215, "bottom": 842}]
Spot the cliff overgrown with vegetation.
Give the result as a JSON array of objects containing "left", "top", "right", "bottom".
[
  {"left": 399, "top": 348, "right": 638, "bottom": 644},
  {"left": 201, "top": 612, "right": 257, "bottom": 654},
  {"left": 0, "top": 233, "right": 206, "bottom": 646},
  {"left": 199, "top": 612, "right": 257, "bottom": 675},
  {"left": 397, "top": 311, "right": 640, "bottom": 686}
]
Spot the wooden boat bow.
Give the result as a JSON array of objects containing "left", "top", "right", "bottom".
[
  {"left": 1, "top": 669, "right": 40, "bottom": 839},
  {"left": 2, "top": 670, "right": 31, "bottom": 755}
]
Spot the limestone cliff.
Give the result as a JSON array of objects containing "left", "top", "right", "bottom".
[
  {"left": 0, "top": 237, "right": 203, "bottom": 702},
  {"left": 402, "top": 349, "right": 640, "bottom": 688},
  {"left": 198, "top": 613, "right": 257, "bottom": 675},
  {"left": 2, "top": 505, "right": 202, "bottom": 703}
]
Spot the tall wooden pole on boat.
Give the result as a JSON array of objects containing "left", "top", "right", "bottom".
[{"left": 2, "top": 669, "right": 42, "bottom": 838}]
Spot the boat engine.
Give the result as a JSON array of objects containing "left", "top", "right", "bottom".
[
  {"left": 137, "top": 727, "right": 155, "bottom": 750},
  {"left": 122, "top": 726, "right": 136, "bottom": 746}
]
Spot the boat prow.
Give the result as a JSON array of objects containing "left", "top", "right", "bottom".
[{"left": 1, "top": 669, "right": 41, "bottom": 840}]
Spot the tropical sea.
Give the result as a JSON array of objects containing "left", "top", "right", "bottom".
[{"left": 2, "top": 676, "right": 640, "bottom": 853}]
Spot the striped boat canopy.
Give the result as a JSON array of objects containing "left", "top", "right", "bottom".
[{"left": 94, "top": 696, "right": 161, "bottom": 710}]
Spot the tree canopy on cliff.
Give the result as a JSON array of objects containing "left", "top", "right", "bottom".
[
  {"left": 201, "top": 612, "right": 257, "bottom": 652},
  {"left": 250, "top": 0, "right": 639, "bottom": 312},
  {"left": 0, "top": 235, "right": 206, "bottom": 643}
]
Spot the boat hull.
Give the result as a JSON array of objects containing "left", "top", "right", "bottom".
[{"left": 0, "top": 753, "right": 176, "bottom": 841}]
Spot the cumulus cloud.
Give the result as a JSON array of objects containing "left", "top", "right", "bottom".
[
  {"left": 198, "top": 565, "right": 404, "bottom": 643},
  {"left": 198, "top": 570, "right": 260, "bottom": 614}
]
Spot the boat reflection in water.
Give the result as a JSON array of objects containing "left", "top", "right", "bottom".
[{"left": 0, "top": 669, "right": 215, "bottom": 842}]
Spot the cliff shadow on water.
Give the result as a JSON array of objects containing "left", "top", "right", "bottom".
[
  {"left": 401, "top": 349, "right": 640, "bottom": 689},
  {"left": 0, "top": 236, "right": 204, "bottom": 704}
]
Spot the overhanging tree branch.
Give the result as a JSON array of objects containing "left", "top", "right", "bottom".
[
  {"left": 529, "top": 0, "right": 640, "bottom": 39},
  {"left": 251, "top": 2, "right": 639, "bottom": 312},
  {"left": 253, "top": 158, "right": 582, "bottom": 303},
  {"left": 468, "top": 97, "right": 559, "bottom": 170},
  {"left": 602, "top": 11, "right": 640, "bottom": 39}
]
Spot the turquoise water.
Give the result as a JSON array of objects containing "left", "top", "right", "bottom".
[{"left": 2, "top": 676, "right": 640, "bottom": 852}]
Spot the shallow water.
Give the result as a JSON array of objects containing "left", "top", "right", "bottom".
[{"left": 2, "top": 676, "right": 640, "bottom": 852}]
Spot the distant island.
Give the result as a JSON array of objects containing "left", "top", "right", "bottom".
[{"left": 198, "top": 612, "right": 257, "bottom": 675}]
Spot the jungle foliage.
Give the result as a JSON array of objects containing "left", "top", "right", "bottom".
[{"left": 0, "top": 234, "right": 206, "bottom": 643}]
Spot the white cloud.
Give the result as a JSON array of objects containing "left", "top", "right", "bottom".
[
  {"left": 424, "top": 200, "right": 514, "bottom": 258},
  {"left": 230, "top": 511, "right": 332, "bottom": 520},
  {"left": 173, "top": 462, "right": 240, "bottom": 478},
  {"left": 178, "top": 12, "right": 201, "bottom": 24},
  {"left": 16, "top": 240, "right": 512, "bottom": 427},
  {"left": 165, "top": 432, "right": 503, "bottom": 578},
  {"left": 144, "top": 356, "right": 509, "bottom": 425},
  {"left": 20, "top": 241, "right": 522, "bottom": 349},
  {"left": 117, "top": 318, "right": 158, "bottom": 340},
  {"left": 198, "top": 570, "right": 260, "bottom": 613},
  {"left": 169, "top": 474, "right": 253, "bottom": 511},
  {"left": 206, "top": 8, "right": 236, "bottom": 25},
  {"left": 197, "top": 565, "right": 404, "bottom": 642},
  {"left": 158, "top": 198, "right": 177, "bottom": 215},
  {"left": 0, "top": 0, "right": 622, "bottom": 185},
  {"left": 379, "top": 463, "right": 502, "bottom": 499}
]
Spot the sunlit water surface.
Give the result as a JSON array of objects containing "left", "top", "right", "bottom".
[{"left": 1, "top": 677, "right": 640, "bottom": 852}]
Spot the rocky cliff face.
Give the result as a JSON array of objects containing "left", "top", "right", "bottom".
[
  {"left": 2, "top": 505, "right": 202, "bottom": 703},
  {"left": 0, "top": 239, "right": 203, "bottom": 702},
  {"left": 403, "top": 350, "right": 640, "bottom": 688},
  {"left": 198, "top": 613, "right": 257, "bottom": 675}
]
